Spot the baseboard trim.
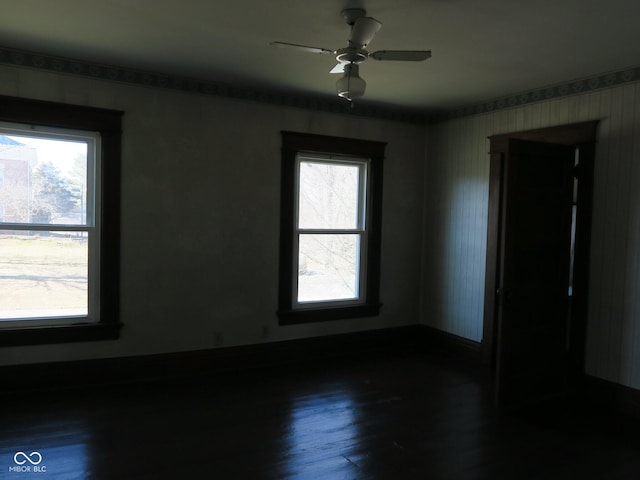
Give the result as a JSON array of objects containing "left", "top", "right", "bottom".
[
  {"left": 417, "top": 325, "right": 483, "bottom": 361},
  {"left": 583, "top": 374, "right": 640, "bottom": 419},
  {"left": 3, "top": 324, "right": 639, "bottom": 419},
  {"left": 0, "top": 325, "right": 429, "bottom": 394}
]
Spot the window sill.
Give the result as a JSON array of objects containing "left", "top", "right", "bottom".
[
  {"left": 278, "top": 303, "right": 382, "bottom": 325},
  {"left": 0, "top": 322, "right": 122, "bottom": 347}
]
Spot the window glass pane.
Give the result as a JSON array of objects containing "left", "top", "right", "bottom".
[
  {"left": 0, "top": 231, "right": 88, "bottom": 319},
  {"left": 0, "top": 134, "right": 88, "bottom": 225},
  {"left": 298, "top": 161, "right": 360, "bottom": 229},
  {"left": 298, "top": 234, "right": 360, "bottom": 302}
]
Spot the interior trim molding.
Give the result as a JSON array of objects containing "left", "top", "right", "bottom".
[
  {"left": 0, "top": 324, "right": 485, "bottom": 396},
  {"left": 0, "top": 46, "right": 427, "bottom": 125},
  {"left": 0, "top": 325, "right": 427, "bottom": 395},
  {"left": 2, "top": 323, "right": 639, "bottom": 420},
  {"left": 2, "top": 46, "right": 639, "bottom": 125},
  {"left": 583, "top": 374, "right": 640, "bottom": 419},
  {"left": 418, "top": 325, "right": 483, "bottom": 361},
  {"left": 435, "top": 66, "right": 640, "bottom": 122}
]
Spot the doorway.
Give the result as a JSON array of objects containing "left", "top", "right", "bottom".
[{"left": 482, "top": 121, "right": 598, "bottom": 407}]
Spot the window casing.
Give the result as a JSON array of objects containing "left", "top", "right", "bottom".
[
  {"left": 278, "top": 132, "right": 385, "bottom": 324},
  {"left": 0, "top": 95, "right": 122, "bottom": 346}
]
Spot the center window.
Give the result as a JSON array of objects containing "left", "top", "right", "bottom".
[
  {"left": 296, "top": 155, "right": 368, "bottom": 305},
  {"left": 278, "top": 132, "right": 385, "bottom": 324}
]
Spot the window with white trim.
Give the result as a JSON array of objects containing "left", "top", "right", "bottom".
[
  {"left": 295, "top": 154, "right": 368, "bottom": 306},
  {"left": 0, "top": 125, "right": 99, "bottom": 325},
  {"left": 278, "top": 132, "right": 385, "bottom": 324},
  {"left": 0, "top": 94, "right": 122, "bottom": 346}
]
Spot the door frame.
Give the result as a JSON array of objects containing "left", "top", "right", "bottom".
[{"left": 482, "top": 121, "right": 598, "bottom": 380}]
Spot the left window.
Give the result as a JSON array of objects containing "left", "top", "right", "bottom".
[{"left": 0, "top": 95, "right": 122, "bottom": 346}]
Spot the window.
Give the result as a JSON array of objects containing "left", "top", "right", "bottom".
[
  {"left": 296, "top": 156, "right": 367, "bottom": 304},
  {"left": 0, "top": 95, "right": 122, "bottom": 346},
  {"left": 278, "top": 132, "right": 385, "bottom": 324}
]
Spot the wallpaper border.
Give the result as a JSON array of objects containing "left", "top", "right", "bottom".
[
  {"left": 0, "top": 46, "right": 427, "bottom": 124},
  {"left": 1, "top": 45, "right": 638, "bottom": 125},
  {"left": 436, "top": 67, "right": 640, "bottom": 122}
]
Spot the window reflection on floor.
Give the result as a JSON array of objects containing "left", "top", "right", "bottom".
[
  {"left": 430, "top": 378, "right": 487, "bottom": 477},
  {"left": 283, "top": 386, "right": 362, "bottom": 478},
  {"left": 0, "top": 420, "right": 89, "bottom": 479}
]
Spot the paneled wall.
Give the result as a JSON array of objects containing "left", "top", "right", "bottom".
[
  {"left": 422, "top": 82, "right": 640, "bottom": 389},
  {"left": 0, "top": 65, "right": 426, "bottom": 366},
  {"left": 3, "top": 58, "right": 640, "bottom": 391}
]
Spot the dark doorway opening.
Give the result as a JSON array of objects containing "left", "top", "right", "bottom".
[{"left": 483, "top": 121, "right": 598, "bottom": 407}]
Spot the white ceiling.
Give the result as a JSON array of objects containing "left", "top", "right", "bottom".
[{"left": 1, "top": 0, "right": 640, "bottom": 113}]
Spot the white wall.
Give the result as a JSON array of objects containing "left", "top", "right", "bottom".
[
  {"left": 422, "top": 82, "right": 640, "bottom": 390},
  {"left": 0, "top": 65, "right": 426, "bottom": 366},
  {"left": 5, "top": 62, "right": 639, "bottom": 392}
]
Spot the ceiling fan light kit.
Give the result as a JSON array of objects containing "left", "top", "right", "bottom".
[
  {"left": 336, "top": 63, "right": 366, "bottom": 101},
  {"left": 271, "top": 8, "right": 431, "bottom": 102}
]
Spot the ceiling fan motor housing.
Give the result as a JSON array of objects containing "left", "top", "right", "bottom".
[{"left": 335, "top": 47, "right": 368, "bottom": 65}]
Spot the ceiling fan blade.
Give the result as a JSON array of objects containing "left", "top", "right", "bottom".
[
  {"left": 370, "top": 50, "right": 432, "bottom": 61},
  {"left": 330, "top": 63, "right": 345, "bottom": 74},
  {"left": 270, "top": 41, "right": 334, "bottom": 55},
  {"left": 349, "top": 17, "right": 382, "bottom": 47}
]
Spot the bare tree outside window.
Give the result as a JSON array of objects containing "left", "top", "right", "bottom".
[
  {"left": 296, "top": 158, "right": 366, "bottom": 303},
  {"left": 278, "top": 132, "right": 384, "bottom": 324}
]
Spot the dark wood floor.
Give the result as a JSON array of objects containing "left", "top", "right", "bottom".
[{"left": 1, "top": 348, "right": 639, "bottom": 479}]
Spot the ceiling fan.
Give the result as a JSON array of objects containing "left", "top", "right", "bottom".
[{"left": 271, "top": 8, "right": 431, "bottom": 102}]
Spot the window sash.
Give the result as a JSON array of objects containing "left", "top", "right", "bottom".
[
  {"left": 296, "top": 154, "right": 368, "bottom": 231},
  {"left": 294, "top": 231, "right": 367, "bottom": 307},
  {"left": 292, "top": 154, "right": 369, "bottom": 308},
  {"left": 0, "top": 124, "right": 101, "bottom": 326}
]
